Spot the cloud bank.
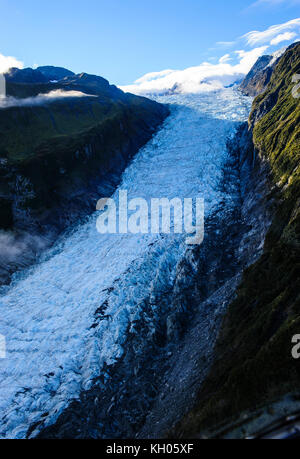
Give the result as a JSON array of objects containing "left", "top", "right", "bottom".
[
  {"left": 0, "top": 53, "right": 23, "bottom": 73},
  {"left": 0, "top": 90, "right": 96, "bottom": 109},
  {"left": 121, "top": 18, "right": 299, "bottom": 95},
  {"left": 120, "top": 46, "right": 268, "bottom": 95}
]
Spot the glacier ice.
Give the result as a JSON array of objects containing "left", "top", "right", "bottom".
[{"left": 0, "top": 88, "right": 252, "bottom": 438}]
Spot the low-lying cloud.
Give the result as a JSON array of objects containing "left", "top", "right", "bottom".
[
  {"left": 0, "top": 89, "right": 96, "bottom": 109},
  {"left": 0, "top": 231, "right": 47, "bottom": 263},
  {"left": 120, "top": 46, "right": 268, "bottom": 95}
]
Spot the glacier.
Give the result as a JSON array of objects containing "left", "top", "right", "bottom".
[{"left": 0, "top": 88, "right": 252, "bottom": 439}]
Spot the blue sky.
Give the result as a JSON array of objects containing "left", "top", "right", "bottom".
[{"left": 0, "top": 0, "right": 299, "bottom": 85}]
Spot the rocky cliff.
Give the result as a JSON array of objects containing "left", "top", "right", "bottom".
[
  {"left": 239, "top": 45, "right": 298, "bottom": 97},
  {"left": 171, "top": 41, "right": 300, "bottom": 438},
  {"left": 239, "top": 54, "right": 274, "bottom": 97},
  {"left": 0, "top": 68, "right": 169, "bottom": 285}
]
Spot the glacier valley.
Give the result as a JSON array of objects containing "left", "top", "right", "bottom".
[{"left": 0, "top": 89, "right": 252, "bottom": 439}]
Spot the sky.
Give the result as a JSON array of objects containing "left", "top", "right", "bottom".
[{"left": 0, "top": 0, "right": 299, "bottom": 90}]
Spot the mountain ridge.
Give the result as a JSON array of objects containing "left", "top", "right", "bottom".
[
  {"left": 239, "top": 42, "right": 299, "bottom": 97},
  {"left": 0, "top": 68, "right": 169, "bottom": 285}
]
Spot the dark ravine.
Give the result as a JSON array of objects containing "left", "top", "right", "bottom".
[{"left": 0, "top": 69, "right": 169, "bottom": 285}]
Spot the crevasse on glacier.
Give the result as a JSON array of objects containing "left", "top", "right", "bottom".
[{"left": 0, "top": 89, "right": 252, "bottom": 439}]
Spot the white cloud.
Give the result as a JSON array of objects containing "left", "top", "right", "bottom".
[
  {"left": 216, "top": 41, "right": 236, "bottom": 47},
  {"left": 243, "top": 18, "right": 300, "bottom": 45},
  {"left": 135, "top": 69, "right": 174, "bottom": 84},
  {"left": 39, "top": 89, "right": 95, "bottom": 100},
  {"left": 120, "top": 16, "right": 300, "bottom": 96},
  {"left": 250, "top": 0, "right": 300, "bottom": 8},
  {"left": 270, "top": 31, "right": 297, "bottom": 45},
  {"left": 120, "top": 46, "right": 268, "bottom": 95},
  {"left": 0, "top": 53, "right": 23, "bottom": 73},
  {"left": 0, "top": 90, "right": 96, "bottom": 108},
  {"left": 0, "top": 231, "right": 46, "bottom": 262},
  {"left": 235, "top": 46, "right": 270, "bottom": 70},
  {"left": 219, "top": 54, "right": 232, "bottom": 63}
]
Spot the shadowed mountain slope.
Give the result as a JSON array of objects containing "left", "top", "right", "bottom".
[{"left": 0, "top": 68, "right": 169, "bottom": 284}]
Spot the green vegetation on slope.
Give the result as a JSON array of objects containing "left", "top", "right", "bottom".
[
  {"left": 172, "top": 43, "right": 300, "bottom": 438},
  {"left": 250, "top": 42, "right": 300, "bottom": 187},
  {"left": 0, "top": 73, "right": 168, "bottom": 209},
  {"left": 0, "top": 98, "right": 119, "bottom": 163},
  {"left": 2, "top": 74, "right": 164, "bottom": 165}
]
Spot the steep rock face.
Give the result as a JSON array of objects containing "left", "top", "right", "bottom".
[
  {"left": 239, "top": 45, "right": 298, "bottom": 97},
  {"left": 0, "top": 71, "right": 169, "bottom": 284},
  {"left": 172, "top": 42, "right": 300, "bottom": 439},
  {"left": 240, "top": 55, "right": 273, "bottom": 97}
]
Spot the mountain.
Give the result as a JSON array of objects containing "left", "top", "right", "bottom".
[
  {"left": 5, "top": 67, "right": 49, "bottom": 84},
  {"left": 0, "top": 69, "right": 169, "bottom": 284},
  {"left": 239, "top": 44, "right": 298, "bottom": 97},
  {"left": 36, "top": 66, "right": 75, "bottom": 80},
  {"left": 170, "top": 41, "right": 300, "bottom": 438},
  {"left": 5, "top": 66, "right": 75, "bottom": 84},
  {"left": 239, "top": 54, "right": 273, "bottom": 97}
]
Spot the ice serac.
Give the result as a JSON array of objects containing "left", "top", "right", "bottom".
[{"left": 0, "top": 88, "right": 252, "bottom": 439}]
